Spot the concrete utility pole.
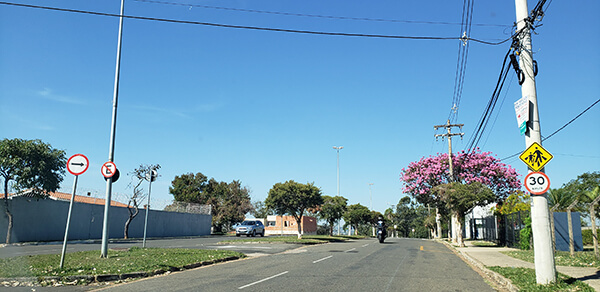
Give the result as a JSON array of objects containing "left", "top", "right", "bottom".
[
  {"left": 101, "top": 0, "right": 125, "bottom": 258},
  {"left": 434, "top": 120, "right": 464, "bottom": 243},
  {"left": 514, "top": 0, "right": 556, "bottom": 284}
]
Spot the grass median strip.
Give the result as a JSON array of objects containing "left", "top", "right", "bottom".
[
  {"left": 487, "top": 266, "right": 594, "bottom": 291},
  {"left": 0, "top": 247, "right": 244, "bottom": 280}
]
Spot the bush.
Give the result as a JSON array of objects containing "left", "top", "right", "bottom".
[
  {"left": 519, "top": 216, "right": 532, "bottom": 250},
  {"left": 582, "top": 229, "right": 600, "bottom": 245}
]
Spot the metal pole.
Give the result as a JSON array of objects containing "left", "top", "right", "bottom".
[
  {"left": 60, "top": 176, "right": 78, "bottom": 269},
  {"left": 142, "top": 177, "right": 152, "bottom": 248},
  {"left": 101, "top": 0, "right": 125, "bottom": 258},
  {"left": 515, "top": 0, "right": 556, "bottom": 284},
  {"left": 333, "top": 146, "right": 343, "bottom": 235}
]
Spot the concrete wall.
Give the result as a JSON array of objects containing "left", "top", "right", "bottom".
[{"left": 0, "top": 197, "right": 211, "bottom": 243}]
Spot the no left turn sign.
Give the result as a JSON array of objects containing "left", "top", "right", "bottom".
[
  {"left": 524, "top": 172, "right": 550, "bottom": 195},
  {"left": 101, "top": 161, "right": 117, "bottom": 178}
]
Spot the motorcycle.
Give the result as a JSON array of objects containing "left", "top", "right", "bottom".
[{"left": 376, "top": 220, "right": 386, "bottom": 243}]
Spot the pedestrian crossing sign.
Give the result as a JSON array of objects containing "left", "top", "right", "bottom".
[{"left": 519, "top": 142, "right": 553, "bottom": 172}]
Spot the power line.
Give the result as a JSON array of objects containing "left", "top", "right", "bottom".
[
  {"left": 448, "top": 0, "right": 474, "bottom": 123},
  {"left": 136, "top": 0, "right": 510, "bottom": 28},
  {"left": 500, "top": 98, "right": 600, "bottom": 161},
  {"left": 0, "top": 1, "right": 510, "bottom": 44}
]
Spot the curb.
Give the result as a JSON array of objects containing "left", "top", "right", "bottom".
[
  {"left": 440, "top": 240, "right": 518, "bottom": 292},
  {"left": 0, "top": 255, "right": 242, "bottom": 288}
]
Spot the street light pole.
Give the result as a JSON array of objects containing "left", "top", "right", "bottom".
[
  {"left": 369, "top": 183, "right": 373, "bottom": 236},
  {"left": 101, "top": 0, "right": 125, "bottom": 258},
  {"left": 333, "top": 146, "right": 343, "bottom": 235}
]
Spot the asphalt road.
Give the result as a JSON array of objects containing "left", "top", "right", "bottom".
[{"left": 90, "top": 237, "right": 495, "bottom": 292}]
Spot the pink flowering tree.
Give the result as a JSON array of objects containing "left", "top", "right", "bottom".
[
  {"left": 400, "top": 149, "right": 521, "bottom": 205},
  {"left": 400, "top": 149, "right": 521, "bottom": 239}
]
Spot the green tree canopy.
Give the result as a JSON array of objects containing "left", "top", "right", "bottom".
[
  {"left": 0, "top": 138, "right": 66, "bottom": 243},
  {"left": 433, "top": 182, "right": 494, "bottom": 246},
  {"left": 342, "top": 203, "right": 370, "bottom": 236},
  {"left": 250, "top": 200, "right": 272, "bottom": 220},
  {"left": 265, "top": 180, "right": 323, "bottom": 239},
  {"left": 493, "top": 191, "right": 530, "bottom": 215},
  {"left": 318, "top": 195, "right": 347, "bottom": 236},
  {"left": 169, "top": 172, "right": 252, "bottom": 232}
]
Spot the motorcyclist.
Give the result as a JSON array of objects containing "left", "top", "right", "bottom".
[{"left": 377, "top": 216, "right": 387, "bottom": 238}]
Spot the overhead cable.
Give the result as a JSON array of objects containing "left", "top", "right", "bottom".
[
  {"left": 500, "top": 97, "right": 600, "bottom": 161},
  {"left": 135, "top": 0, "right": 509, "bottom": 27},
  {"left": 0, "top": 1, "right": 510, "bottom": 44}
]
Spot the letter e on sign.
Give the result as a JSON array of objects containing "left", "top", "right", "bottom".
[
  {"left": 101, "top": 161, "right": 117, "bottom": 178},
  {"left": 524, "top": 172, "right": 550, "bottom": 195}
]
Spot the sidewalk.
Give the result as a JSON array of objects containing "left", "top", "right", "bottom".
[{"left": 453, "top": 242, "right": 600, "bottom": 291}]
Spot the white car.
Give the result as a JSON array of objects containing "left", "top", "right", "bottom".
[{"left": 235, "top": 220, "right": 265, "bottom": 237}]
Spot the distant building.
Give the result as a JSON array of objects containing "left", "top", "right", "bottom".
[
  {"left": 1, "top": 190, "right": 129, "bottom": 208},
  {"left": 258, "top": 215, "right": 317, "bottom": 236}
]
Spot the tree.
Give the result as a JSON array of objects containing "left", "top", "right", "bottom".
[
  {"left": 400, "top": 149, "right": 520, "bottom": 239},
  {"left": 342, "top": 203, "right": 370, "bottom": 236},
  {"left": 433, "top": 182, "right": 495, "bottom": 247},
  {"left": 124, "top": 164, "right": 160, "bottom": 239},
  {"left": 400, "top": 149, "right": 520, "bottom": 205},
  {"left": 396, "top": 197, "right": 417, "bottom": 237},
  {"left": 250, "top": 200, "right": 272, "bottom": 221},
  {"left": 0, "top": 138, "right": 66, "bottom": 243},
  {"left": 265, "top": 180, "right": 323, "bottom": 239},
  {"left": 493, "top": 191, "right": 530, "bottom": 215},
  {"left": 318, "top": 195, "right": 347, "bottom": 236},
  {"left": 169, "top": 172, "right": 253, "bottom": 232}
]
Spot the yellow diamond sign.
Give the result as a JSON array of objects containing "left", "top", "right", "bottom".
[{"left": 519, "top": 142, "right": 553, "bottom": 171}]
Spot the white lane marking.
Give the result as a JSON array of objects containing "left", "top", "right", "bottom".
[
  {"left": 384, "top": 253, "right": 408, "bottom": 292},
  {"left": 344, "top": 248, "right": 356, "bottom": 253},
  {"left": 361, "top": 244, "right": 369, "bottom": 247},
  {"left": 206, "top": 245, "right": 272, "bottom": 249},
  {"left": 312, "top": 255, "right": 333, "bottom": 264},
  {"left": 238, "top": 271, "right": 289, "bottom": 289}
]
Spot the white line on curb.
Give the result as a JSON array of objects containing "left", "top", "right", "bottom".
[
  {"left": 238, "top": 271, "right": 289, "bottom": 289},
  {"left": 312, "top": 255, "right": 333, "bottom": 264}
]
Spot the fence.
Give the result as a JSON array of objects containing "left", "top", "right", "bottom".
[{"left": 0, "top": 196, "right": 212, "bottom": 243}]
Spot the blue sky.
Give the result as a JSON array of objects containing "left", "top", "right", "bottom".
[{"left": 1, "top": 0, "right": 599, "bottom": 214}]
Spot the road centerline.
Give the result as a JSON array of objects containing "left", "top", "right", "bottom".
[
  {"left": 238, "top": 271, "right": 289, "bottom": 289},
  {"left": 344, "top": 248, "right": 356, "bottom": 253},
  {"left": 312, "top": 255, "right": 333, "bottom": 264}
]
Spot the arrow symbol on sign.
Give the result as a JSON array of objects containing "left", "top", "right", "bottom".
[{"left": 71, "top": 162, "right": 85, "bottom": 167}]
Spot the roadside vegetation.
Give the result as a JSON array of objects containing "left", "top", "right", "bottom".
[
  {"left": 487, "top": 267, "right": 594, "bottom": 291},
  {"left": 221, "top": 235, "right": 365, "bottom": 244},
  {"left": 0, "top": 247, "right": 243, "bottom": 280},
  {"left": 502, "top": 249, "right": 600, "bottom": 268}
]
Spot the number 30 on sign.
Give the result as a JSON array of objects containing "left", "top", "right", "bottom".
[{"left": 524, "top": 172, "right": 550, "bottom": 195}]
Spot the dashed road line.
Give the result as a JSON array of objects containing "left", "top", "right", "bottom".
[
  {"left": 312, "top": 255, "right": 333, "bottom": 264},
  {"left": 238, "top": 271, "right": 289, "bottom": 289},
  {"left": 344, "top": 248, "right": 356, "bottom": 253}
]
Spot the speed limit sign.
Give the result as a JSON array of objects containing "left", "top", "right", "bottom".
[{"left": 524, "top": 172, "right": 550, "bottom": 195}]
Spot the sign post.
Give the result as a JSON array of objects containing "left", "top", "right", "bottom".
[
  {"left": 142, "top": 169, "right": 158, "bottom": 248},
  {"left": 60, "top": 154, "right": 89, "bottom": 269}
]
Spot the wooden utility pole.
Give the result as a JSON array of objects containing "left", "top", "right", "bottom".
[{"left": 434, "top": 120, "right": 464, "bottom": 242}]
